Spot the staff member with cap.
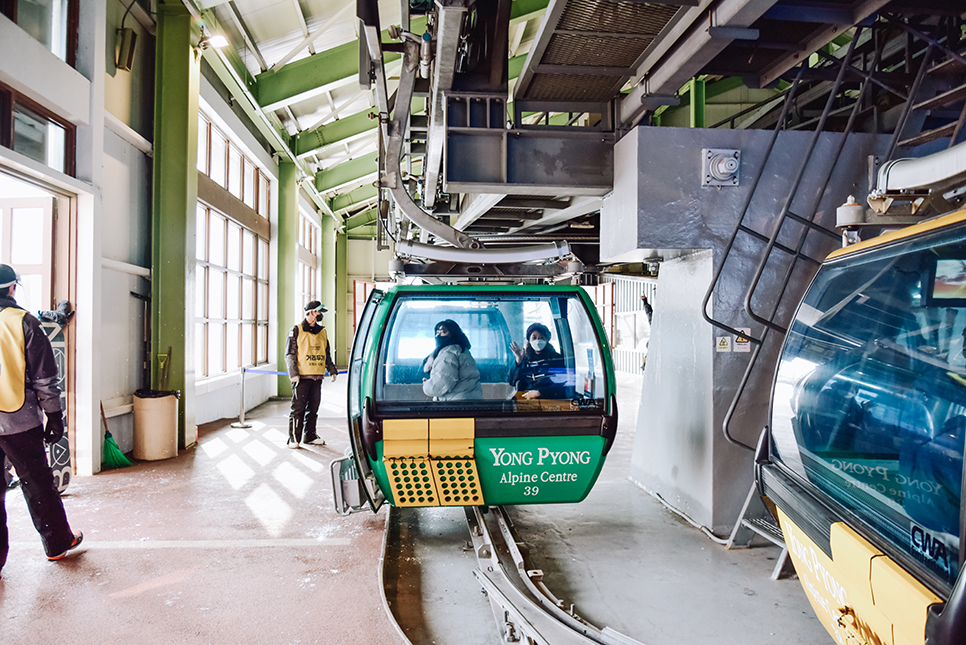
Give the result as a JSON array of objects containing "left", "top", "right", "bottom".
[
  {"left": 284, "top": 300, "right": 337, "bottom": 448},
  {"left": 0, "top": 264, "right": 82, "bottom": 578}
]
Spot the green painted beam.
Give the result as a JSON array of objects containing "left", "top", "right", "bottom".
[
  {"left": 254, "top": 41, "right": 382, "bottom": 110},
  {"left": 255, "top": 17, "right": 427, "bottom": 111},
  {"left": 510, "top": 0, "right": 549, "bottom": 24},
  {"left": 689, "top": 77, "right": 705, "bottom": 128},
  {"left": 329, "top": 184, "right": 378, "bottom": 212},
  {"left": 508, "top": 53, "right": 527, "bottom": 80},
  {"left": 348, "top": 226, "right": 378, "bottom": 239},
  {"left": 344, "top": 207, "right": 378, "bottom": 230},
  {"left": 315, "top": 154, "right": 379, "bottom": 193},
  {"left": 292, "top": 111, "right": 377, "bottom": 157}
]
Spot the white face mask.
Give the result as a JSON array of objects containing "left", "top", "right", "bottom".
[{"left": 531, "top": 339, "right": 547, "bottom": 352}]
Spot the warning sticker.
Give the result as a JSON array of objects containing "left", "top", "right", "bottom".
[
  {"left": 735, "top": 328, "right": 751, "bottom": 353},
  {"left": 716, "top": 336, "right": 732, "bottom": 352}
]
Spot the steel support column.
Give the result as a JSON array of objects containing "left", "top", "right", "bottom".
[
  {"left": 276, "top": 161, "right": 299, "bottom": 397},
  {"left": 690, "top": 77, "right": 706, "bottom": 128},
  {"left": 152, "top": 2, "right": 199, "bottom": 448}
]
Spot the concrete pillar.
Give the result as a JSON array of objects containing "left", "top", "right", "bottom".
[{"left": 152, "top": 2, "right": 199, "bottom": 447}]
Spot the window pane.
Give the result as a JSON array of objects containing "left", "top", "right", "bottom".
[
  {"left": 197, "top": 116, "right": 208, "bottom": 173},
  {"left": 196, "top": 323, "right": 207, "bottom": 377},
  {"left": 258, "top": 239, "right": 268, "bottom": 280},
  {"left": 772, "top": 236, "right": 966, "bottom": 589},
  {"left": 228, "top": 145, "right": 242, "bottom": 198},
  {"left": 208, "top": 323, "right": 224, "bottom": 375},
  {"left": 15, "top": 0, "right": 69, "bottom": 61},
  {"left": 19, "top": 273, "right": 43, "bottom": 316},
  {"left": 209, "top": 214, "right": 225, "bottom": 267},
  {"left": 258, "top": 324, "right": 268, "bottom": 363},
  {"left": 196, "top": 205, "right": 207, "bottom": 261},
  {"left": 10, "top": 207, "right": 45, "bottom": 264},
  {"left": 242, "top": 230, "right": 255, "bottom": 276},
  {"left": 242, "top": 323, "right": 253, "bottom": 367},
  {"left": 226, "top": 323, "right": 239, "bottom": 371},
  {"left": 209, "top": 269, "right": 225, "bottom": 319},
  {"left": 258, "top": 172, "right": 270, "bottom": 217},
  {"left": 13, "top": 105, "right": 65, "bottom": 173},
  {"left": 210, "top": 129, "right": 226, "bottom": 185},
  {"left": 195, "top": 265, "right": 206, "bottom": 317},
  {"left": 227, "top": 221, "right": 240, "bottom": 272},
  {"left": 242, "top": 277, "right": 254, "bottom": 320},
  {"left": 258, "top": 282, "right": 268, "bottom": 321},
  {"left": 46, "top": 120, "right": 66, "bottom": 174},
  {"left": 244, "top": 162, "right": 255, "bottom": 209},
  {"left": 226, "top": 273, "right": 240, "bottom": 319}
]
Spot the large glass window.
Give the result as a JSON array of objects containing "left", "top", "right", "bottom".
[
  {"left": 195, "top": 204, "right": 269, "bottom": 378},
  {"left": 772, "top": 229, "right": 966, "bottom": 591},
  {"left": 298, "top": 210, "right": 320, "bottom": 306},
  {"left": 2, "top": 0, "right": 77, "bottom": 66},
  {"left": 375, "top": 293, "right": 607, "bottom": 416},
  {"left": 0, "top": 84, "right": 75, "bottom": 176},
  {"left": 197, "top": 114, "right": 271, "bottom": 219}
]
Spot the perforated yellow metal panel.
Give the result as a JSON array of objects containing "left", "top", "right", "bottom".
[
  {"left": 433, "top": 458, "right": 483, "bottom": 506},
  {"left": 385, "top": 458, "right": 439, "bottom": 507}
]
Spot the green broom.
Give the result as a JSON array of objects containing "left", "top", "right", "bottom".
[{"left": 101, "top": 402, "right": 133, "bottom": 470}]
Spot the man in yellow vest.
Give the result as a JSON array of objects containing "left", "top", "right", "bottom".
[
  {"left": 0, "top": 264, "right": 82, "bottom": 578},
  {"left": 284, "top": 301, "right": 337, "bottom": 448}
]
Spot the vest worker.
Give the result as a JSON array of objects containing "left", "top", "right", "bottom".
[
  {"left": 284, "top": 301, "right": 337, "bottom": 448},
  {"left": 0, "top": 264, "right": 82, "bottom": 578}
]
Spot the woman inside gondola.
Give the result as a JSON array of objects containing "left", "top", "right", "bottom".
[
  {"left": 510, "top": 322, "right": 567, "bottom": 400},
  {"left": 422, "top": 319, "right": 483, "bottom": 400}
]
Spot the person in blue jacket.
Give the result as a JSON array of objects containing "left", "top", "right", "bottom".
[
  {"left": 422, "top": 320, "right": 483, "bottom": 401},
  {"left": 0, "top": 264, "right": 82, "bottom": 578}
]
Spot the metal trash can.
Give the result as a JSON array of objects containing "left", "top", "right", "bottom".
[{"left": 133, "top": 389, "right": 180, "bottom": 460}]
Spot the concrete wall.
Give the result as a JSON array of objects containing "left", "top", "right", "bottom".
[
  {"left": 605, "top": 125, "right": 891, "bottom": 534},
  {"left": 632, "top": 251, "right": 714, "bottom": 521}
]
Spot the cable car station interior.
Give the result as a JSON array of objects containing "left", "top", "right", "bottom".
[{"left": 2, "top": 0, "right": 966, "bottom": 643}]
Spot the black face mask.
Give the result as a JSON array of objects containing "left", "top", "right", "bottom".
[{"left": 436, "top": 333, "right": 455, "bottom": 348}]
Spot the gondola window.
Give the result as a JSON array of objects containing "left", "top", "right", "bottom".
[{"left": 772, "top": 232, "right": 966, "bottom": 590}]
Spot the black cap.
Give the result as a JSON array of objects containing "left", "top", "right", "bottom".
[
  {"left": 304, "top": 300, "right": 327, "bottom": 313},
  {"left": 0, "top": 264, "right": 20, "bottom": 290}
]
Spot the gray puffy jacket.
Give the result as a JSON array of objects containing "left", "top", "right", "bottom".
[{"left": 422, "top": 344, "right": 483, "bottom": 400}]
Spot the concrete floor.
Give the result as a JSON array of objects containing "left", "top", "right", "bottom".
[
  {"left": 1, "top": 373, "right": 831, "bottom": 645},
  {"left": 508, "top": 372, "right": 830, "bottom": 644},
  {"left": 1, "top": 381, "right": 403, "bottom": 645}
]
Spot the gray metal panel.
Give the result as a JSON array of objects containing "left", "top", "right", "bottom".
[{"left": 612, "top": 125, "right": 895, "bottom": 534}]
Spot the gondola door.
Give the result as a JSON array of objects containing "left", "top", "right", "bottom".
[{"left": 347, "top": 288, "right": 385, "bottom": 512}]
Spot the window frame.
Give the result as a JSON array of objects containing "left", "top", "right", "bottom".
[
  {"left": 0, "top": 0, "right": 79, "bottom": 68},
  {"left": 0, "top": 82, "right": 76, "bottom": 177}
]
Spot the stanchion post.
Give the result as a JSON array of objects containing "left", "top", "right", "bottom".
[{"left": 230, "top": 367, "right": 252, "bottom": 428}]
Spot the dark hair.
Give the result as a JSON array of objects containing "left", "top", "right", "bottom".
[
  {"left": 526, "top": 322, "right": 551, "bottom": 342},
  {"left": 431, "top": 319, "right": 471, "bottom": 358}
]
